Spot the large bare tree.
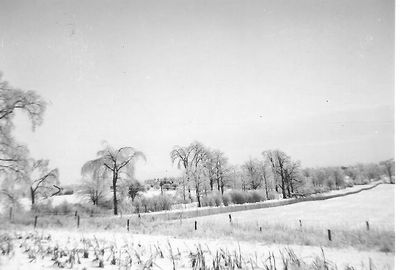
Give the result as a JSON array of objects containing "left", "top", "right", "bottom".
[
  {"left": 82, "top": 144, "right": 146, "bottom": 215},
  {"left": 0, "top": 73, "right": 46, "bottom": 179}
]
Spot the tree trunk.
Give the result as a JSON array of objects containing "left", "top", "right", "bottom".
[
  {"left": 112, "top": 172, "right": 118, "bottom": 215},
  {"left": 188, "top": 186, "right": 192, "bottom": 202},
  {"left": 264, "top": 177, "right": 269, "bottom": 200},
  {"left": 196, "top": 185, "right": 201, "bottom": 207},
  {"left": 30, "top": 187, "right": 35, "bottom": 205},
  {"left": 387, "top": 166, "right": 393, "bottom": 184},
  {"left": 281, "top": 177, "right": 286, "bottom": 199}
]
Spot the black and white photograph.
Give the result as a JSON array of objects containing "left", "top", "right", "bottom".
[{"left": 0, "top": 0, "right": 396, "bottom": 269}]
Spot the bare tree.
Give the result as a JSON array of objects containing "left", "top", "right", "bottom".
[
  {"left": 170, "top": 145, "right": 194, "bottom": 202},
  {"left": 29, "top": 159, "right": 59, "bottom": 205},
  {"left": 204, "top": 149, "right": 229, "bottom": 194},
  {"left": 127, "top": 180, "right": 145, "bottom": 202},
  {"left": 257, "top": 160, "right": 272, "bottom": 199},
  {"left": 380, "top": 159, "right": 395, "bottom": 184},
  {"left": 0, "top": 73, "right": 46, "bottom": 179},
  {"left": 263, "top": 150, "right": 300, "bottom": 199},
  {"left": 242, "top": 159, "right": 262, "bottom": 190},
  {"left": 80, "top": 162, "right": 109, "bottom": 206},
  {"left": 189, "top": 142, "right": 208, "bottom": 207},
  {"left": 82, "top": 143, "right": 146, "bottom": 215}
]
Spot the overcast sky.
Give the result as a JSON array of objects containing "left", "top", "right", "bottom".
[{"left": 0, "top": 0, "right": 394, "bottom": 184}]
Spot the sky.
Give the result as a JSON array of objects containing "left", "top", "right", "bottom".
[{"left": 0, "top": 0, "right": 394, "bottom": 184}]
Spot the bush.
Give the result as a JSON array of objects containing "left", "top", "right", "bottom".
[
  {"left": 246, "top": 190, "right": 264, "bottom": 203},
  {"left": 201, "top": 192, "right": 223, "bottom": 207},
  {"left": 53, "top": 201, "right": 74, "bottom": 215},
  {"left": 201, "top": 196, "right": 214, "bottom": 207},
  {"left": 229, "top": 190, "right": 247, "bottom": 204},
  {"left": 134, "top": 195, "right": 175, "bottom": 213},
  {"left": 222, "top": 193, "right": 230, "bottom": 206},
  {"left": 31, "top": 200, "right": 53, "bottom": 214},
  {"left": 268, "top": 191, "right": 281, "bottom": 200}
]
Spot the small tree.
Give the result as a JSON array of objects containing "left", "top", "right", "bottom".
[
  {"left": 29, "top": 159, "right": 59, "bottom": 205},
  {"left": 127, "top": 180, "right": 145, "bottom": 202},
  {"left": 189, "top": 142, "right": 208, "bottom": 207},
  {"left": 170, "top": 145, "right": 194, "bottom": 202},
  {"left": 380, "top": 159, "right": 395, "bottom": 184},
  {"left": 80, "top": 163, "right": 109, "bottom": 206},
  {"left": 242, "top": 159, "right": 262, "bottom": 190}
]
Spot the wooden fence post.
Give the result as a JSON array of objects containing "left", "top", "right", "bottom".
[
  {"left": 299, "top": 219, "right": 302, "bottom": 228},
  {"left": 195, "top": 220, "right": 197, "bottom": 230},
  {"left": 34, "top": 216, "right": 38, "bottom": 229},
  {"left": 229, "top": 214, "right": 232, "bottom": 223},
  {"left": 327, "top": 229, "right": 332, "bottom": 241},
  {"left": 127, "top": 219, "right": 130, "bottom": 232},
  {"left": 77, "top": 215, "right": 80, "bottom": 228},
  {"left": 259, "top": 227, "right": 262, "bottom": 232},
  {"left": 366, "top": 221, "right": 370, "bottom": 231}
]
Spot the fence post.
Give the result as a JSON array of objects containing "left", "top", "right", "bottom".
[
  {"left": 9, "top": 207, "right": 12, "bottom": 221},
  {"left": 75, "top": 210, "right": 78, "bottom": 217},
  {"left": 127, "top": 219, "right": 130, "bottom": 232},
  {"left": 327, "top": 229, "right": 332, "bottom": 241},
  {"left": 366, "top": 221, "right": 370, "bottom": 231},
  {"left": 77, "top": 215, "right": 80, "bottom": 228},
  {"left": 299, "top": 219, "right": 302, "bottom": 228},
  {"left": 259, "top": 227, "right": 262, "bottom": 232},
  {"left": 34, "top": 216, "right": 38, "bottom": 229},
  {"left": 229, "top": 214, "right": 232, "bottom": 223},
  {"left": 195, "top": 220, "right": 197, "bottom": 230}
]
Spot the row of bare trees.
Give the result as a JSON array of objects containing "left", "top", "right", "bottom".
[{"left": 170, "top": 141, "right": 304, "bottom": 206}]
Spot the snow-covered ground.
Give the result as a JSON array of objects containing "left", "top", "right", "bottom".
[{"left": 0, "top": 229, "right": 394, "bottom": 270}]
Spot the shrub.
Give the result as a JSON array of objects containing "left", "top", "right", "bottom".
[
  {"left": 222, "top": 193, "right": 230, "bottom": 206},
  {"left": 53, "top": 201, "right": 74, "bottom": 215},
  {"left": 201, "top": 192, "right": 224, "bottom": 207},
  {"left": 247, "top": 190, "right": 265, "bottom": 203},
  {"left": 74, "top": 203, "right": 103, "bottom": 216},
  {"left": 229, "top": 190, "right": 247, "bottom": 204},
  {"left": 134, "top": 195, "right": 174, "bottom": 213},
  {"left": 214, "top": 195, "right": 222, "bottom": 206},
  {"left": 268, "top": 191, "right": 281, "bottom": 200},
  {"left": 31, "top": 200, "right": 53, "bottom": 214},
  {"left": 201, "top": 196, "right": 214, "bottom": 207}
]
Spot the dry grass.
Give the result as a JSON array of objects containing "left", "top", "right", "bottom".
[{"left": 0, "top": 231, "right": 374, "bottom": 270}]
